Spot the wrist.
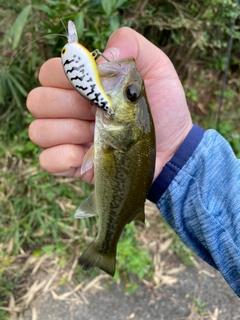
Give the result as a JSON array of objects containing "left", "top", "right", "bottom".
[
  {"left": 149, "top": 124, "right": 205, "bottom": 202},
  {"left": 154, "top": 121, "right": 193, "bottom": 180}
]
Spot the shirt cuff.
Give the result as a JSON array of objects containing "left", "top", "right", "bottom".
[{"left": 147, "top": 124, "right": 205, "bottom": 203}]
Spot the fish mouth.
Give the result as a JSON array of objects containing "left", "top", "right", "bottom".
[
  {"left": 97, "top": 58, "right": 136, "bottom": 95},
  {"left": 97, "top": 108, "right": 110, "bottom": 126}
]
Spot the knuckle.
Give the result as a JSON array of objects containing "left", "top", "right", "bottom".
[
  {"left": 66, "top": 146, "right": 82, "bottom": 167},
  {"left": 69, "top": 119, "right": 81, "bottom": 140}
]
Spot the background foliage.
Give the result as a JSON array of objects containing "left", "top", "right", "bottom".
[{"left": 0, "top": 0, "right": 240, "bottom": 317}]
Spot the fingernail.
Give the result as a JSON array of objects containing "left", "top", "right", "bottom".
[
  {"left": 52, "top": 169, "right": 75, "bottom": 176},
  {"left": 102, "top": 47, "right": 120, "bottom": 61}
]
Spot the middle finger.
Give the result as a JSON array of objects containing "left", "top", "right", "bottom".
[{"left": 29, "top": 118, "right": 94, "bottom": 148}]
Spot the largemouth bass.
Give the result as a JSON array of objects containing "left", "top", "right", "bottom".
[{"left": 76, "top": 58, "right": 156, "bottom": 276}]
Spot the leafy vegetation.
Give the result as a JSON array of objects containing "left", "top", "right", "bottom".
[
  {"left": 114, "top": 223, "right": 153, "bottom": 294},
  {"left": 190, "top": 296, "right": 208, "bottom": 317},
  {"left": 0, "top": 0, "right": 240, "bottom": 317}
]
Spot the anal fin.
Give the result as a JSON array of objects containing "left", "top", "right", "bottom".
[
  {"left": 74, "top": 191, "right": 97, "bottom": 219},
  {"left": 134, "top": 208, "right": 145, "bottom": 224}
]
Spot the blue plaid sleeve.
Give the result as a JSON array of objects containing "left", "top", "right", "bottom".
[{"left": 148, "top": 125, "right": 240, "bottom": 297}]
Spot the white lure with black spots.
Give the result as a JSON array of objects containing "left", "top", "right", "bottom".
[{"left": 61, "top": 21, "right": 114, "bottom": 115}]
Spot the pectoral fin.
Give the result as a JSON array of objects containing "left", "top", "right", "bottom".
[
  {"left": 134, "top": 208, "right": 145, "bottom": 224},
  {"left": 74, "top": 191, "right": 97, "bottom": 218},
  {"left": 81, "top": 145, "right": 94, "bottom": 175}
]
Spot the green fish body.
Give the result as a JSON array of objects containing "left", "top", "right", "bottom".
[{"left": 76, "top": 58, "right": 156, "bottom": 276}]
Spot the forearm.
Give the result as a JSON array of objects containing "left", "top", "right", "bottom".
[{"left": 148, "top": 125, "right": 240, "bottom": 297}]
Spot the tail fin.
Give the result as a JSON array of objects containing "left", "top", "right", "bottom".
[{"left": 79, "top": 241, "right": 116, "bottom": 276}]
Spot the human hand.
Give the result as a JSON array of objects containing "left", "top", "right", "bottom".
[{"left": 27, "top": 27, "right": 192, "bottom": 184}]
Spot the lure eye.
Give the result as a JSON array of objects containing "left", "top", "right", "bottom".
[
  {"left": 61, "top": 47, "right": 66, "bottom": 55},
  {"left": 125, "top": 84, "right": 141, "bottom": 102}
]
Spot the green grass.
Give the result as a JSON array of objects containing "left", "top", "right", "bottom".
[
  {"left": 114, "top": 223, "right": 154, "bottom": 294},
  {"left": 190, "top": 297, "right": 209, "bottom": 317},
  {"left": 0, "top": 151, "right": 92, "bottom": 253}
]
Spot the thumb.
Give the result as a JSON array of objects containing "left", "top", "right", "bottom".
[{"left": 101, "top": 27, "right": 177, "bottom": 81}]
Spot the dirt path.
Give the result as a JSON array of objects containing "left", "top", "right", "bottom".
[{"left": 23, "top": 257, "right": 240, "bottom": 320}]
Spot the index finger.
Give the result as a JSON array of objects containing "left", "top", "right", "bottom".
[
  {"left": 39, "top": 57, "right": 72, "bottom": 88},
  {"left": 26, "top": 86, "right": 95, "bottom": 120},
  {"left": 27, "top": 57, "right": 95, "bottom": 120}
]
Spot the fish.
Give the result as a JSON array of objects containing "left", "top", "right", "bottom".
[{"left": 75, "top": 57, "right": 156, "bottom": 276}]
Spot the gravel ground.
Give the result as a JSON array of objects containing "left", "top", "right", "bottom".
[{"left": 23, "top": 257, "right": 240, "bottom": 320}]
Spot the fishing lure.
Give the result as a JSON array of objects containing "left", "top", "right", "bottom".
[{"left": 61, "top": 21, "right": 114, "bottom": 116}]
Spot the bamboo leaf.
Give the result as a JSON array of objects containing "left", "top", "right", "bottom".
[
  {"left": 101, "top": 0, "right": 115, "bottom": 16},
  {"left": 6, "top": 77, "right": 22, "bottom": 108},
  {"left": 74, "top": 12, "right": 85, "bottom": 39},
  {"left": 8, "top": 73, "right": 28, "bottom": 97},
  {"left": 116, "top": 0, "right": 128, "bottom": 7},
  {"left": 14, "top": 71, "right": 28, "bottom": 87},
  {"left": 0, "top": 71, "right": 8, "bottom": 104},
  {"left": 32, "top": 4, "right": 53, "bottom": 16},
  {"left": 7, "top": 5, "right": 32, "bottom": 50}
]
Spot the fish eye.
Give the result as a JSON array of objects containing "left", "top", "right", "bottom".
[
  {"left": 125, "top": 84, "right": 141, "bottom": 102},
  {"left": 61, "top": 47, "right": 66, "bottom": 55}
]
